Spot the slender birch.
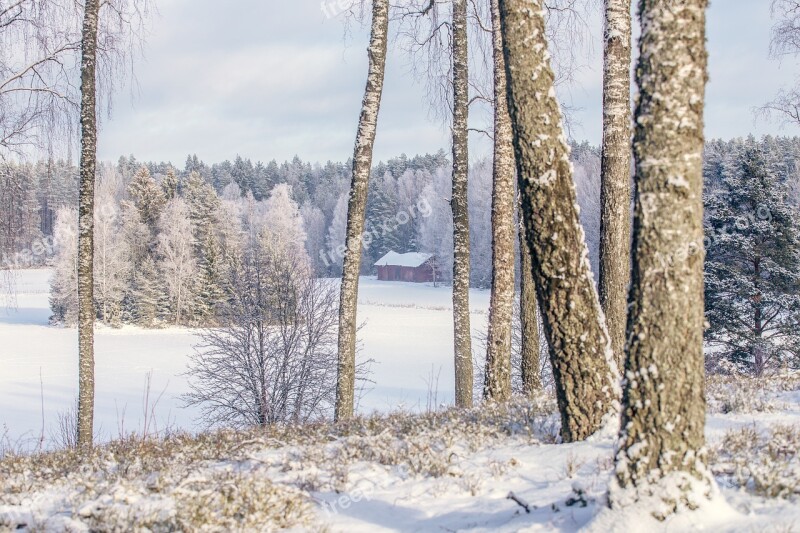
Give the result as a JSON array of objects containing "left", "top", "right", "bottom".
[
  {"left": 518, "top": 212, "right": 541, "bottom": 395},
  {"left": 598, "top": 0, "right": 633, "bottom": 368},
  {"left": 77, "top": 0, "right": 100, "bottom": 451},
  {"left": 335, "top": 0, "right": 389, "bottom": 421},
  {"left": 610, "top": 0, "right": 712, "bottom": 515},
  {"left": 452, "top": 0, "right": 473, "bottom": 408},
  {"left": 498, "top": 0, "right": 618, "bottom": 442},
  {"left": 483, "top": 0, "right": 514, "bottom": 402}
]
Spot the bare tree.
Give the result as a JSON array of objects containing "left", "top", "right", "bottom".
[
  {"left": 498, "top": 0, "right": 618, "bottom": 442},
  {"left": 763, "top": 0, "right": 800, "bottom": 124},
  {"left": 610, "top": 0, "right": 712, "bottom": 516},
  {"left": 336, "top": 0, "right": 389, "bottom": 421},
  {"left": 598, "top": 0, "right": 632, "bottom": 368},
  {"left": 483, "top": 0, "right": 514, "bottom": 402},
  {"left": 0, "top": 0, "right": 80, "bottom": 155},
  {"left": 184, "top": 239, "right": 342, "bottom": 428}
]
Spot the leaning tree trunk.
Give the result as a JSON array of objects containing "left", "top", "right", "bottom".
[
  {"left": 599, "top": 0, "right": 633, "bottom": 369},
  {"left": 518, "top": 212, "right": 541, "bottom": 395},
  {"left": 77, "top": 0, "right": 101, "bottom": 452},
  {"left": 334, "top": 0, "right": 389, "bottom": 422},
  {"left": 452, "top": 0, "right": 473, "bottom": 408},
  {"left": 498, "top": 0, "right": 618, "bottom": 442},
  {"left": 483, "top": 0, "right": 515, "bottom": 402},
  {"left": 610, "top": 0, "right": 711, "bottom": 516}
]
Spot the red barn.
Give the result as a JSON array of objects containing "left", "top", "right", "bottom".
[{"left": 374, "top": 251, "right": 438, "bottom": 283}]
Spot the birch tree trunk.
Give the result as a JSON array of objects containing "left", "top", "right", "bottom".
[
  {"left": 498, "top": 0, "right": 618, "bottom": 442},
  {"left": 610, "top": 0, "right": 711, "bottom": 515},
  {"left": 483, "top": 0, "right": 515, "bottom": 402},
  {"left": 518, "top": 213, "right": 541, "bottom": 395},
  {"left": 452, "top": 0, "right": 473, "bottom": 408},
  {"left": 77, "top": 0, "right": 100, "bottom": 452},
  {"left": 335, "top": 0, "right": 389, "bottom": 422},
  {"left": 599, "top": 0, "right": 633, "bottom": 369}
]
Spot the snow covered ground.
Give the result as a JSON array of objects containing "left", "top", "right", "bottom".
[
  {"left": 2, "top": 383, "right": 800, "bottom": 532},
  {"left": 2, "top": 270, "right": 800, "bottom": 531},
  {"left": 0, "top": 269, "right": 489, "bottom": 446}
]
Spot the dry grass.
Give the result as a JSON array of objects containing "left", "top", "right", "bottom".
[{"left": 0, "top": 398, "right": 557, "bottom": 531}]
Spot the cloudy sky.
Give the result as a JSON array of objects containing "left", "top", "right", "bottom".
[{"left": 97, "top": 0, "right": 800, "bottom": 166}]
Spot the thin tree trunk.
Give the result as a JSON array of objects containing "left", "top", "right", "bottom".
[
  {"left": 77, "top": 0, "right": 100, "bottom": 452},
  {"left": 498, "top": 0, "right": 618, "bottom": 442},
  {"left": 452, "top": 0, "right": 473, "bottom": 408},
  {"left": 335, "top": 0, "right": 389, "bottom": 422},
  {"left": 518, "top": 211, "right": 541, "bottom": 395},
  {"left": 611, "top": 0, "right": 711, "bottom": 515},
  {"left": 599, "top": 0, "right": 633, "bottom": 369},
  {"left": 484, "top": 0, "right": 515, "bottom": 402}
]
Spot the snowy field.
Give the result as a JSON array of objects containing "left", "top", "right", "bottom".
[{"left": 0, "top": 269, "right": 489, "bottom": 446}]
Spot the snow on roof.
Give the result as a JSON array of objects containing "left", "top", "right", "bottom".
[{"left": 374, "top": 251, "right": 433, "bottom": 268}]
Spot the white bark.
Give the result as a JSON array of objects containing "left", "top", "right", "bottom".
[
  {"left": 335, "top": 0, "right": 389, "bottom": 421},
  {"left": 599, "top": 0, "right": 633, "bottom": 368}
]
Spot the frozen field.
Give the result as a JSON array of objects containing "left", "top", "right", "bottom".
[{"left": 0, "top": 269, "right": 489, "bottom": 445}]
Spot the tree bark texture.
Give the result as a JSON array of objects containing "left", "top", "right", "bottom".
[
  {"left": 599, "top": 0, "right": 633, "bottom": 369},
  {"left": 77, "top": 0, "right": 101, "bottom": 452},
  {"left": 452, "top": 0, "right": 473, "bottom": 408},
  {"left": 498, "top": 0, "right": 619, "bottom": 442},
  {"left": 335, "top": 0, "right": 389, "bottom": 422},
  {"left": 610, "top": 0, "right": 711, "bottom": 515},
  {"left": 484, "top": 0, "right": 516, "bottom": 402}
]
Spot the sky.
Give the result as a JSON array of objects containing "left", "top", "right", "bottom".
[{"left": 96, "top": 0, "right": 800, "bottom": 167}]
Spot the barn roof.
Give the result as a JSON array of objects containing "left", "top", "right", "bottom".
[{"left": 374, "top": 251, "right": 433, "bottom": 268}]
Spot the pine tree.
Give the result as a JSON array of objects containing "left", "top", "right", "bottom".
[
  {"left": 161, "top": 167, "right": 179, "bottom": 201},
  {"left": 705, "top": 138, "right": 800, "bottom": 375},
  {"left": 128, "top": 166, "right": 166, "bottom": 235}
]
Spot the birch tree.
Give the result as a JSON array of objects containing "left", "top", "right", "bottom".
[
  {"left": 483, "top": 0, "right": 514, "bottom": 402},
  {"left": 598, "top": 0, "right": 632, "bottom": 367},
  {"left": 335, "top": 0, "right": 389, "bottom": 421},
  {"left": 451, "top": 0, "right": 473, "bottom": 408},
  {"left": 158, "top": 198, "right": 196, "bottom": 326},
  {"left": 76, "top": 0, "right": 100, "bottom": 452},
  {"left": 610, "top": 0, "right": 712, "bottom": 516},
  {"left": 498, "top": 0, "right": 618, "bottom": 442}
]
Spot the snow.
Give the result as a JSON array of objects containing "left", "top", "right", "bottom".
[
  {"left": 2, "top": 270, "right": 800, "bottom": 532},
  {"left": 373, "top": 251, "right": 433, "bottom": 268},
  {"left": 0, "top": 269, "right": 489, "bottom": 445}
]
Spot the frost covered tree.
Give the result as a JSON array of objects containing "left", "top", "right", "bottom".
[
  {"left": 158, "top": 198, "right": 197, "bottom": 325},
  {"left": 263, "top": 183, "right": 307, "bottom": 260},
  {"left": 418, "top": 168, "right": 454, "bottom": 281},
  {"left": 50, "top": 207, "right": 79, "bottom": 325},
  {"left": 94, "top": 180, "right": 128, "bottom": 326},
  {"left": 705, "top": 139, "right": 800, "bottom": 375},
  {"left": 763, "top": 0, "right": 800, "bottom": 125},
  {"left": 483, "top": 0, "right": 516, "bottom": 402},
  {"left": 184, "top": 223, "right": 340, "bottom": 427},
  {"left": 610, "top": 0, "right": 712, "bottom": 515},
  {"left": 335, "top": 0, "right": 389, "bottom": 421},
  {"left": 598, "top": 0, "right": 633, "bottom": 367},
  {"left": 499, "top": 0, "right": 618, "bottom": 442},
  {"left": 128, "top": 166, "right": 166, "bottom": 236}
]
